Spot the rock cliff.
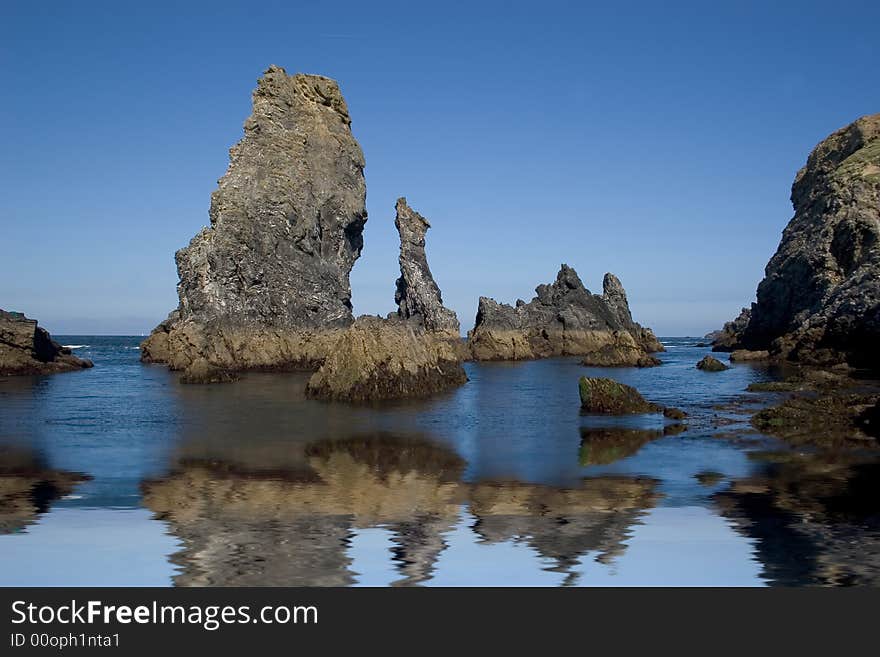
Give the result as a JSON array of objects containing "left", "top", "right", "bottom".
[
  {"left": 141, "top": 65, "right": 367, "bottom": 373},
  {"left": 0, "top": 310, "right": 93, "bottom": 375},
  {"left": 467, "top": 265, "right": 663, "bottom": 362},
  {"left": 717, "top": 113, "right": 880, "bottom": 368}
]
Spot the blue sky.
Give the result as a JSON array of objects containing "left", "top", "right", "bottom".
[{"left": 2, "top": 1, "right": 878, "bottom": 335}]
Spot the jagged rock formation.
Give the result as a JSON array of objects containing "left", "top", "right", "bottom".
[
  {"left": 0, "top": 310, "right": 93, "bottom": 375},
  {"left": 305, "top": 316, "right": 466, "bottom": 402},
  {"left": 467, "top": 265, "right": 663, "bottom": 362},
  {"left": 141, "top": 65, "right": 367, "bottom": 373},
  {"left": 717, "top": 113, "right": 880, "bottom": 368},
  {"left": 306, "top": 199, "right": 466, "bottom": 402},
  {"left": 393, "top": 198, "right": 459, "bottom": 336},
  {"left": 708, "top": 308, "right": 750, "bottom": 351}
]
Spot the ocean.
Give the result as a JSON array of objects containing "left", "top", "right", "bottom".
[{"left": 1, "top": 336, "right": 877, "bottom": 586}]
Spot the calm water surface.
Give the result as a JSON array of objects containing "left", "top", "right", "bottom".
[{"left": 1, "top": 337, "right": 878, "bottom": 586}]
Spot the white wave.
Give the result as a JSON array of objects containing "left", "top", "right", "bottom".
[
  {"left": 62, "top": 345, "right": 89, "bottom": 349},
  {"left": 61, "top": 495, "right": 84, "bottom": 500},
  {"left": 128, "top": 346, "right": 140, "bottom": 350}
]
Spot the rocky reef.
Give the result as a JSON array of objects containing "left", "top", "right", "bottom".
[
  {"left": 715, "top": 113, "right": 880, "bottom": 369},
  {"left": 468, "top": 266, "right": 662, "bottom": 362},
  {"left": 0, "top": 310, "right": 93, "bottom": 376},
  {"left": 305, "top": 200, "right": 466, "bottom": 402},
  {"left": 141, "top": 65, "right": 367, "bottom": 374}
]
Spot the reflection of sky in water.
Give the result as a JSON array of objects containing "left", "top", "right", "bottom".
[{"left": 0, "top": 336, "right": 873, "bottom": 586}]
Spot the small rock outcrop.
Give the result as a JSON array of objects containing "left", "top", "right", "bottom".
[
  {"left": 305, "top": 317, "right": 466, "bottom": 402},
  {"left": 0, "top": 310, "right": 93, "bottom": 376},
  {"left": 393, "top": 198, "right": 459, "bottom": 336},
  {"left": 578, "top": 377, "right": 663, "bottom": 414},
  {"left": 718, "top": 113, "right": 880, "bottom": 368},
  {"left": 468, "top": 266, "right": 663, "bottom": 362},
  {"left": 581, "top": 333, "right": 662, "bottom": 368},
  {"left": 306, "top": 200, "right": 466, "bottom": 402},
  {"left": 141, "top": 65, "right": 367, "bottom": 374},
  {"left": 696, "top": 355, "right": 729, "bottom": 372},
  {"left": 708, "top": 308, "right": 751, "bottom": 351}
]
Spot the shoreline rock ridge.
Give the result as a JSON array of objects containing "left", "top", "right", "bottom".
[
  {"left": 0, "top": 310, "right": 93, "bottom": 375},
  {"left": 141, "top": 65, "right": 367, "bottom": 375},
  {"left": 714, "top": 113, "right": 880, "bottom": 368},
  {"left": 467, "top": 265, "right": 663, "bottom": 363}
]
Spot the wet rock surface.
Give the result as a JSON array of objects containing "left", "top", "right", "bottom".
[
  {"left": 696, "top": 355, "right": 729, "bottom": 372},
  {"left": 468, "top": 266, "right": 662, "bottom": 362},
  {"left": 578, "top": 377, "right": 664, "bottom": 415},
  {"left": 0, "top": 310, "right": 93, "bottom": 376}
]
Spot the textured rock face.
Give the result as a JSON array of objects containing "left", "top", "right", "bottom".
[
  {"left": 722, "top": 113, "right": 880, "bottom": 368},
  {"left": 305, "top": 317, "right": 466, "bottom": 402},
  {"left": 142, "top": 65, "right": 367, "bottom": 371},
  {"left": 578, "top": 377, "right": 662, "bottom": 414},
  {"left": 468, "top": 265, "right": 663, "bottom": 361},
  {"left": 0, "top": 310, "right": 93, "bottom": 375},
  {"left": 393, "top": 198, "right": 460, "bottom": 336},
  {"left": 696, "top": 355, "right": 728, "bottom": 372},
  {"left": 708, "top": 308, "right": 750, "bottom": 351}
]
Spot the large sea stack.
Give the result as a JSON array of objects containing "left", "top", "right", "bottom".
[
  {"left": 141, "top": 65, "right": 367, "bottom": 374},
  {"left": 0, "top": 310, "right": 93, "bottom": 375},
  {"left": 467, "top": 266, "right": 663, "bottom": 362},
  {"left": 305, "top": 200, "right": 466, "bottom": 402},
  {"left": 714, "top": 113, "right": 880, "bottom": 368}
]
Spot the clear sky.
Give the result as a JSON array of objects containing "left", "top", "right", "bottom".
[{"left": 2, "top": 1, "right": 878, "bottom": 336}]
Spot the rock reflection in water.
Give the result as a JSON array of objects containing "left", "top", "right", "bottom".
[
  {"left": 716, "top": 452, "right": 880, "bottom": 586},
  {"left": 0, "top": 445, "right": 89, "bottom": 533},
  {"left": 143, "top": 434, "right": 660, "bottom": 586}
]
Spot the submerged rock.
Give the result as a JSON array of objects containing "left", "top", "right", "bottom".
[
  {"left": 578, "top": 377, "right": 663, "bottom": 414},
  {"left": 719, "top": 113, "right": 880, "bottom": 368},
  {"left": 468, "top": 266, "right": 662, "bottom": 362},
  {"left": 141, "top": 65, "right": 367, "bottom": 374},
  {"left": 393, "top": 198, "right": 459, "bottom": 336},
  {"left": 751, "top": 392, "right": 880, "bottom": 446},
  {"left": 305, "top": 317, "right": 466, "bottom": 403},
  {"left": 0, "top": 310, "right": 93, "bottom": 376},
  {"left": 696, "top": 355, "right": 729, "bottom": 372},
  {"left": 179, "top": 358, "right": 239, "bottom": 384}
]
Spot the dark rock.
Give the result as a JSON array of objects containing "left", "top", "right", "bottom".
[
  {"left": 0, "top": 310, "right": 93, "bottom": 376},
  {"left": 179, "top": 359, "right": 239, "bottom": 384},
  {"left": 751, "top": 392, "right": 880, "bottom": 446},
  {"left": 141, "top": 65, "right": 367, "bottom": 373},
  {"left": 578, "top": 377, "right": 662, "bottom": 414},
  {"left": 663, "top": 406, "right": 687, "bottom": 420},
  {"left": 695, "top": 471, "right": 724, "bottom": 486},
  {"left": 710, "top": 308, "right": 750, "bottom": 351},
  {"left": 729, "top": 349, "right": 770, "bottom": 362},
  {"left": 393, "top": 198, "right": 459, "bottom": 336},
  {"left": 722, "top": 113, "right": 880, "bottom": 368},
  {"left": 697, "top": 355, "right": 729, "bottom": 372},
  {"left": 578, "top": 427, "right": 663, "bottom": 465},
  {"left": 468, "top": 265, "right": 663, "bottom": 361}
]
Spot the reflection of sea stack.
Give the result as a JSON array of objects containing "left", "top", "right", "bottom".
[
  {"left": 716, "top": 453, "right": 880, "bottom": 586},
  {"left": 0, "top": 310, "right": 93, "bottom": 376},
  {"left": 713, "top": 114, "right": 880, "bottom": 368},
  {"left": 468, "top": 266, "right": 663, "bottom": 363},
  {"left": 142, "top": 434, "right": 660, "bottom": 586},
  {"left": 141, "top": 65, "right": 367, "bottom": 375},
  {"left": 0, "top": 446, "right": 90, "bottom": 533}
]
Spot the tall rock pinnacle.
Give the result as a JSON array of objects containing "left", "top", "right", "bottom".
[{"left": 393, "top": 198, "right": 460, "bottom": 335}]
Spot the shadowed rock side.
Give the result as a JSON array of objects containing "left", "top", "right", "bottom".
[
  {"left": 468, "top": 266, "right": 663, "bottom": 363},
  {"left": 306, "top": 200, "right": 466, "bottom": 402},
  {"left": 0, "top": 445, "right": 90, "bottom": 533},
  {"left": 393, "top": 198, "right": 460, "bottom": 336},
  {"left": 715, "top": 113, "right": 880, "bottom": 368},
  {"left": 0, "top": 310, "right": 93, "bottom": 376},
  {"left": 708, "top": 307, "right": 750, "bottom": 351},
  {"left": 141, "top": 65, "right": 367, "bottom": 375},
  {"left": 716, "top": 453, "right": 880, "bottom": 586},
  {"left": 142, "top": 434, "right": 660, "bottom": 586}
]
